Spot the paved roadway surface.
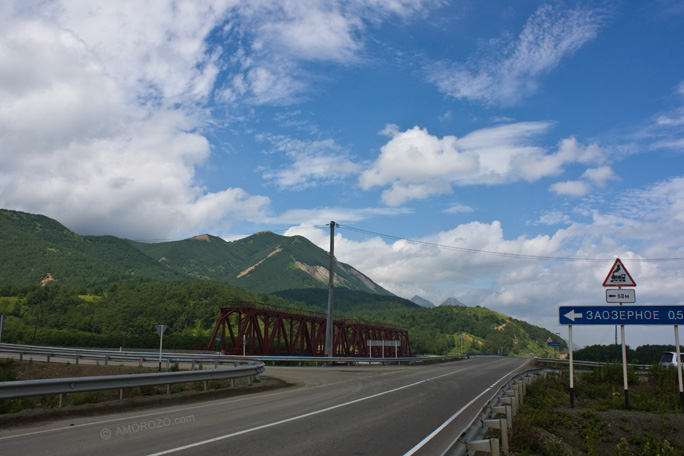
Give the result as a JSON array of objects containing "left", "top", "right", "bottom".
[{"left": 0, "top": 357, "right": 531, "bottom": 456}]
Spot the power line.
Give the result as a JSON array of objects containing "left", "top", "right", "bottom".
[{"left": 337, "top": 225, "right": 684, "bottom": 263}]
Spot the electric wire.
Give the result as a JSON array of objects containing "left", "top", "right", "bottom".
[{"left": 337, "top": 224, "right": 684, "bottom": 263}]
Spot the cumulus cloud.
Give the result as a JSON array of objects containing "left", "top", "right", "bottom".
[
  {"left": 426, "top": 2, "right": 605, "bottom": 105},
  {"left": 360, "top": 123, "right": 606, "bottom": 205},
  {"left": 295, "top": 175, "right": 684, "bottom": 346},
  {"left": 0, "top": 3, "right": 269, "bottom": 239},
  {"left": 550, "top": 165, "right": 617, "bottom": 197}
]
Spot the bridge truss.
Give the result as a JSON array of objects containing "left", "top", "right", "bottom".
[{"left": 205, "top": 301, "right": 411, "bottom": 357}]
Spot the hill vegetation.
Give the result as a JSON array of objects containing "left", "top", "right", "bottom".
[{"left": 0, "top": 209, "right": 565, "bottom": 356}]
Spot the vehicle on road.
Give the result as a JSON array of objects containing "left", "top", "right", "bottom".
[{"left": 659, "top": 351, "right": 684, "bottom": 369}]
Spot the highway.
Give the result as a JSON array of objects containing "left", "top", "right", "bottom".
[{"left": 0, "top": 357, "right": 531, "bottom": 455}]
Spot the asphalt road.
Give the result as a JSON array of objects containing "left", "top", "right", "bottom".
[{"left": 0, "top": 357, "right": 531, "bottom": 456}]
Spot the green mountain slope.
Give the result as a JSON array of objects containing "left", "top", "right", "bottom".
[
  {"left": 133, "top": 230, "right": 393, "bottom": 295},
  {"left": 0, "top": 209, "right": 565, "bottom": 356},
  {"left": 0, "top": 210, "right": 183, "bottom": 287},
  {"left": 0, "top": 210, "right": 392, "bottom": 296}
]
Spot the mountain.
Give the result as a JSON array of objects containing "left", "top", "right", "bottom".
[
  {"left": 0, "top": 209, "right": 566, "bottom": 357},
  {"left": 440, "top": 297, "right": 467, "bottom": 307},
  {"left": 410, "top": 295, "right": 435, "bottom": 307},
  {"left": 0, "top": 209, "right": 184, "bottom": 287},
  {"left": 0, "top": 209, "right": 391, "bottom": 295}
]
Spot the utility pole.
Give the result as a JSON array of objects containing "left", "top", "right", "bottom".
[{"left": 325, "top": 221, "right": 337, "bottom": 358}]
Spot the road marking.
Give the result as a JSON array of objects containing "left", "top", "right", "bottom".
[
  {"left": 0, "top": 382, "right": 334, "bottom": 441},
  {"left": 146, "top": 368, "right": 466, "bottom": 456},
  {"left": 402, "top": 364, "right": 524, "bottom": 456}
]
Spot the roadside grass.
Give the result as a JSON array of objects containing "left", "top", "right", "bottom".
[{"left": 505, "top": 365, "right": 684, "bottom": 455}]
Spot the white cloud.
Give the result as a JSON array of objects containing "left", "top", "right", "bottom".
[
  {"left": 427, "top": 3, "right": 605, "bottom": 105},
  {"left": 581, "top": 166, "right": 616, "bottom": 186},
  {"left": 443, "top": 203, "right": 473, "bottom": 214},
  {"left": 218, "top": 0, "right": 442, "bottom": 105},
  {"left": 0, "top": 4, "right": 271, "bottom": 240},
  {"left": 297, "top": 174, "right": 684, "bottom": 347},
  {"left": 276, "top": 206, "right": 412, "bottom": 227},
  {"left": 549, "top": 180, "right": 591, "bottom": 197},
  {"left": 258, "top": 136, "right": 361, "bottom": 190},
  {"left": 647, "top": 80, "right": 684, "bottom": 152},
  {"left": 360, "top": 123, "right": 606, "bottom": 205},
  {"left": 549, "top": 165, "right": 617, "bottom": 197}
]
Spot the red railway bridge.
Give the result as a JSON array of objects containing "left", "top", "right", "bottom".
[{"left": 205, "top": 301, "right": 411, "bottom": 357}]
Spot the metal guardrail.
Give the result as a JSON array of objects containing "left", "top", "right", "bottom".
[
  {"left": 0, "top": 343, "right": 266, "bottom": 405},
  {"left": 0, "top": 364, "right": 265, "bottom": 400},
  {"left": 535, "top": 357, "right": 653, "bottom": 371},
  {"left": 443, "top": 364, "right": 546, "bottom": 456},
  {"left": 0, "top": 343, "right": 258, "bottom": 369},
  {"left": 0, "top": 343, "right": 469, "bottom": 367}
]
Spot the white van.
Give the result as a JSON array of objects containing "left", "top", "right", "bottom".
[{"left": 659, "top": 351, "right": 684, "bottom": 369}]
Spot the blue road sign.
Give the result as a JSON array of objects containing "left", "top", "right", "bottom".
[
  {"left": 547, "top": 342, "right": 561, "bottom": 347},
  {"left": 559, "top": 305, "right": 684, "bottom": 325}
]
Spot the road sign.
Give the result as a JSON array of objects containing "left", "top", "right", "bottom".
[
  {"left": 602, "top": 258, "right": 636, "bottom": 287},
  {"left": 605, "top": 289, "right": 636, "bottom": 303},
  {"left": 547, "top": 342, "right": 561, "bottom": 347},
  {"left": 559, "top": 305, "right": 684, "bottom": 325},
  {"left": 155, "top": 324, "right": 167, "bottom": 336}
]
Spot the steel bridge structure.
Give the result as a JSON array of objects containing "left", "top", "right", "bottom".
[{"left": 205, "top": 301, "right": 411, "bottom": 357}]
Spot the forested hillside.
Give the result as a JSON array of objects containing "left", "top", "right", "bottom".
[
  {"left": 0, "top": 209, "right": 566, "bottom": 356},
  {"left": 0, "top": 280, "right": 564, "bottom": 356},
  {"left": 1, "top": 209, "right": 391, "bottom": 295}
]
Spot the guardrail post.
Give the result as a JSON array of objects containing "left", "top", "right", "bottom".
[
  {"left": 59, "top": 393, "right": 66, "bottom": 408},
  {"left": 46, "top": 354, "right": 51, "bottom": 363},
  {"left": 491, "top": 405, "right": 512, "bottom": 428},
  {"left": 512, "top": 383, "right": 524, "bottom": 405},
  {"left": 248, "top": 375, "right": 252, "bottom": 386},
  {"left": 75, "top": 355, "right": 80, "bottom": 365},
  {"left": 467, "top": 439, "right": 499, "bottom": 456},
  {"left": 501, "top": 396, "right": 517, "bottom": 416},
  {"left": 120, "top": 388, "right": 125, "bottom": 400},
  {"left": 191, "top": 360, "right": 196, "bottom": 370},
  {"left": 139, "top": 358, "right": 143, "bottom": 367},
  {"left": 505, "top": 389, "right": 519, "bottom": 409},
  {"left": 104, "top": 356, "right": 109, "bottom": 366},
  {"left": 483, "top": 419, "right": 508, "bottom": 454},
  {"left": 214, "top": 360, "right": 218, "bottom": 369},
  {"left": 204, "top": 380, "right": 209, "bottom": 391},
  {"left": 231, "top": 379, "right": 235, "bottom": 387},
  {"left": 166, "top": 384, "right": 171, "bottom": 394}
]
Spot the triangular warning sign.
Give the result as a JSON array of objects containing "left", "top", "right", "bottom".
[{"left": 602, "top": 258, "right": 636, "bottom": 287}]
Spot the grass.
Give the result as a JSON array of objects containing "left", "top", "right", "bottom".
[{"left": 504, "top": 365, "right": 684, "bottom": 455}]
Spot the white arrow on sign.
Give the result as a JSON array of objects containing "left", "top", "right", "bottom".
[{"left": 563, "top": 310, "right": 583, "bottom": 322}]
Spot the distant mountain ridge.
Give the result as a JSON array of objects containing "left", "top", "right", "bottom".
[
  {"left": 410, "top": 295, "right": 435, "bottom": 307},
  {"left": 0, "top": 209, "right": 392, "bottom": 295},
  {"left": 440, "top": 297, "right": 467, "bottom": 307}
]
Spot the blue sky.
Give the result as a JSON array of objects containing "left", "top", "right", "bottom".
[{"left": 2, "top": 1, "right": 684, "bottom": 348}]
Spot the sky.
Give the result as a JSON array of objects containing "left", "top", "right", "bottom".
[{"left": 2, "top": 1, "right": 684, "bottom": 349}]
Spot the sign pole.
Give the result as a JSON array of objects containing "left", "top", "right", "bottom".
[
  {"left": 619, "top": 285, "right": 630, "bottom": 410},
  {"left": 675, "top": 325, "right": 684, "bottom": 414},
  {"left": 155, "top": 324, "right": 167, "bottom": 371},
  {"left": 620, "top": 320, "right": 629, "bottom": 409},
  {"left": 568, "top": 325, "right": 574, "bottom": 408}
]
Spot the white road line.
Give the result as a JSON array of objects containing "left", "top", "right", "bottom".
[
  {"left": 147, "top": 369, "right": 465, "bottom": 456},
  {"left": 402, "top": 364, "right": 523, "bottom": 456},
  {"left": 0, "top": 382, "right": 331, "bottom": 441}
]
